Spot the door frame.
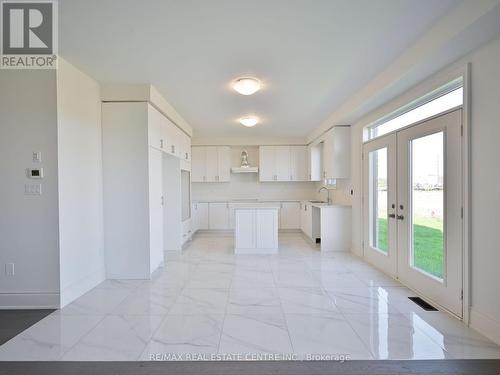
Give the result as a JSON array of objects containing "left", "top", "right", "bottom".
[{"left": 360, "top": 64, "right": 471, "bottom": 323}]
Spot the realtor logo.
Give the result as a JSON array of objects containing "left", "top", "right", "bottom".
[{"left": 1, "top": 1, "right": 58, "bottom": 69}]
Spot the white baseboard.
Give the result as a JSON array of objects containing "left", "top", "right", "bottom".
[
  {"left": 59, "top": 267, "right": 106, "bottom": 308},
  {"left": 0, "top": 292, "right": 60, "bottom": 309},
  {"left": 470, "top": 308, "right": 500, "bottom": 346}
]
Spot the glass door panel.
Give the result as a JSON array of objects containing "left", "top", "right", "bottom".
[
  {"left": 410, "top": 132, "right": 444, "bottom": 279},
  {"left": 369, "top": 148, "right": 388, "bottom": 253}
]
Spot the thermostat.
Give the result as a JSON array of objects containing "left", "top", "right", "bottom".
[{"left": 26, "top": 168, "right": 43, "bottom": 179}]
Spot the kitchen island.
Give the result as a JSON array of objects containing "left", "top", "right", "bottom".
[{"left": 234, "top": 205, "right": 279, "bottom": 254}]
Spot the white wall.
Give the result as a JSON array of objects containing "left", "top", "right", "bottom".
[
  {"left": 0, "top": 70, "right": 60, "bottom": 308},
  {"left": 56, "top": 58, "right": 105, "bottom": 307},
  {"left": 349, "top": 35, "right": 500, "bottom": 344},
  {"left": 192, "top": 146, "right": 319, "bottom": 201}
]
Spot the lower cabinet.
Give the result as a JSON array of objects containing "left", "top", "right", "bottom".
[
  {"left": 300, "top": 202, "right": 313, "bottom": 240},
  {"left": 208, "top": 202, "right": 230, "bottom": 230},
  {"left": 279, "top": 202, "right": 301, "bottom": 229},
  {"left": 192, "top": 202, "right": 209, "bottom": 232}
]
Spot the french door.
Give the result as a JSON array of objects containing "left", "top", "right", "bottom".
[{"left": 363, "top": 109, "right": 463, "bottom": 317}]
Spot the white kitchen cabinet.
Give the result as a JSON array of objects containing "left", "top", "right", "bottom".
[
  {"left": 191, "top": 146, "right": 231, "bottom": 182},
  {"left": 256, "top": 209, "right": 279, "bottom": 249},
  {"left": 259, "top": 145, "right": 308, "bottom": 182},
  {"left": 205, "top": 147, "right": 219, "bottom": 182},
  {"left": 217, "top": 146, "right": 231, "bottom": 182},
  {"left": 148, "top": 147, "right": 164, "bottom": 272},
  {"left": 148, "top": 106, "right": 163, "bottom": 151},
  {"left": 290, "top": 146, "right": 307, "bottom": 181},
  {"left": 280, "top": 202, "right": 301, "bottom": 229},
  {"left": 102, "top": 102, "right": 167, "bottom": 279},
  {"left": 275, "top": 146, "right": 290, "bottom": 181},
  {"left": 259, "top": 145, "right": 290, "bottom": 182},
  {"left": 300, "top": 202, "right": 313, "bottom": 239},
  {"left": 192, "top": 202, "right": 209, "bottom": 232},
  {"left": 209, "top": 202, "right": 230, "bottom": 229},
  {"left": 323, "top": 126, "right": 351, "bottom": 180},
  {"left": 307, "top": 143, "right": 322, "bottom": 181},
  {"left": 191, "top": 147, "right": 206, "bottom": 182},
  {"left": 235, "top": 208, "right": 279, "bottom": 253},
  {"left": 259, "top": 146, "right": 276, "bottom": 181}
]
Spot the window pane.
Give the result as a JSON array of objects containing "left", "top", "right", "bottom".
[
  {"left": 369, "top": 148, "right": 388, "bottom": 253},
  {"left": 411, "top": 132, "right": 444, "bottom": 279},
  {"left": 369, "top": 87, "right": 462, "bottom": 140}
]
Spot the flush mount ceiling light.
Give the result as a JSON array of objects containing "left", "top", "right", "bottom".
[
  {"left": 239, "top": 116, "right": 259, "bottom": 127},
  {"left": 233, "top": 77, "right": 261, "bottom": 95}
]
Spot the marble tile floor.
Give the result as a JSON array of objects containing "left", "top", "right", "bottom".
[{"left": 1, "top": 233, "right": 499, "bottom": 361}]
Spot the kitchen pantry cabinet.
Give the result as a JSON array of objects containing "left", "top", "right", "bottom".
[
  {"left": 259, "top": 146, "right": 307, "bottom": 182},
  {"left": 191, "top": 146, "right": 231, "bottom": 182},
  {"left": 307, "top": 143, "right": 322, "bottom": 181},
  {"left": 322, "top": 126, "right": 350, "bottom": 180}
]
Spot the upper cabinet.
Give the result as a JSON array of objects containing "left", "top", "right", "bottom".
[
  {"left": 259, "top": 145, "right": 307, "bottom": 182},
  {"left": 307, "top": 143, "right": 322, "bottom": 181},
  {"left": 148, "top": 105, "right": 191, "bottom": 162},
  {"left": 322, "top": 126, "right": 351, "bottom": 180},
  {"left": 191, "top": 146, "right": 231, "bottom": 182}
]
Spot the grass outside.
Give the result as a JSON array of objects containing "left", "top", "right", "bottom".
[{"left": 377, "top": 216, "right": 444, "bottom": 279}]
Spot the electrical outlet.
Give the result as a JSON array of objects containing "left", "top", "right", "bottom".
[{"left": 5, "top": 263, "right": 15, "bottom": 276}]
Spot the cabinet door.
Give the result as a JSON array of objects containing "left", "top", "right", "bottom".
[
  {"left": 304, "top": 204, "right": 313, "bottom": 239},
  {"left": 161, "top": 117, "right": 174, "bottom": 153},
  {"left": 217, "top": 146, "right": 231, "bottom": 182},
  {"left": 290, "top": 146, "right": 307, "bottom": 181},
  {"left": 280, "top": 202, "right": 301, "bottom": 229},
  {"left": 148, "top": 105, "right": 163, "bottom": 150},
  {"left": 259, "top": 146, "right": 275, "bottom": 181},
  {"left": 235, "top": 209, "right": 256, "bottom": 249},
  {"left": 191, "top": 147, "right": 206, "bottom": 182},
  {"left": 208, "top": 202, "right": 229, "bottom": 229},
  {"left": 275, "top": 146, "right": 290, "bottom": 181},
  {"left": 148, "top": 147, "right": 164, "bottom": 271},
  {"left": 205, "top": 147, "right": 218, "bottom": 182},
  {"left": 197, "top": 202, "right": 209, "bottom": 230},
  {"left": 256, "top": 209, "right": 278, "bottom": 249},
  {"left": 180, "top": 133, "right": 191, "bottom": 162},
  {"left": 307, "top": 144, "right": 322, "bottom": 181},
  {"left": 323, "top": 127, "right": 351, "bottom": 179}
]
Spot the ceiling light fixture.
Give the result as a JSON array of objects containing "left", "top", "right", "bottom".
[
  {"left": 233, "top": 77, "right": 261, "bottom": 95},
  {"left": 239, "top": 116, "right": 259, "bottom": 127}
]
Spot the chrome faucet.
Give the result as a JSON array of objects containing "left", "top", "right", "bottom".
[{"left": 318, "top": 186, "right": 332, "bottom": 205}]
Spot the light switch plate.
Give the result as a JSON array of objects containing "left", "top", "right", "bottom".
[{"left": 32, "top": 151, "right": 42, "bottom": 162}]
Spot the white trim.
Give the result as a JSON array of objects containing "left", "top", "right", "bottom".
[
  {"left": 0, "top": 292, "right": 60, "bottom": 309},
  {"left": 59, "top": 267, "right": 106, "bottom": 308},
  {"left": 470, "top": 308, "right": 500, "bottom": 346}
]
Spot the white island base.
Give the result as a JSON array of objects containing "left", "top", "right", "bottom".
[{"left": 234, "top": 206, "right": 279, "bottom": 254}]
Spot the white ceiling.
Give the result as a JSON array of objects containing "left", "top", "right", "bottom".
[{"left": 59, "top": 0, "right": 461, "bottom": 138}]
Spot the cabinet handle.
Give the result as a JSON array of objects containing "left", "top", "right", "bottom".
[
  {"left": 290, "top": 175, "right": 293, "bottom": 181},
  {"left": 185, "top": 152, "right": 188, "bottom": 160},
  {"left": 171, "top": 145, "right": 175, "bottom": 153},
  {"left": 309, "top": 173, "right": 311, "bottom": 180},
  {"left": 160, "top": 139, "right": 164, "bottom": 149},
  {"left": 203, "top": 176, "right": 206, "bottom": 182},
  {"left": 397, "top": 214, "right": 404, "bottom": 220}
]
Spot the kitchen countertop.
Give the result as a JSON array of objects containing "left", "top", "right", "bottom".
[{"left": 193, "top": 199, "right": 352, "bottom": 208}]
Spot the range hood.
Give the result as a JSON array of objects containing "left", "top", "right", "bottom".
[{"left": 231, "top": 166, "right": 259, "bottom": 173}]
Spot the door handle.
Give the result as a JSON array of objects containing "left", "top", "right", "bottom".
[
  {"left": 397, "top": 215, "right": 404, "bottom": 220},
  {"left": 388, "top": 213, "right": 396, "bottom": 219}
]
